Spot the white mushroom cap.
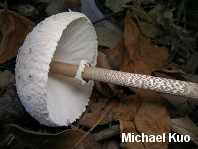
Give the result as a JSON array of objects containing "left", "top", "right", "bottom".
[{"left": 15, "top": 12, "right": 98, "bottom": 126}]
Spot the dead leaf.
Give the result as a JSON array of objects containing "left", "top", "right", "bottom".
[
  {"left": 168, "top": 141, "right": 197, "bottom": 149},
  {"left": 102, "top": 139, "right": 120, "bottom": 149},
  {"left": 153, "top": 70, "right": 198, "bottom": 118},
  {"left": 113, "top": 39, "right": 125, "bottom": 66},
  {"left": 71, "top": 125, "right": 102, "bottom": 149},
  {"left": 113, "top": 11, "right": 174, "bottom": 148},
  {"left": 134, "top": 91, "right": 171, "bottom": 149},
  {"left": 14, "top": 4, "right": 38, "bottom": 17},
  {"left": 82, "top": 133, "right": 102, "bottom": 149},
  {"left": 8, "top": 124, "right": 86, "bottom": 149},
  {"left": 105, "top": 0, "right": 131, "bottom": 12},
  {"left": 46, "top": 0, "right": 77, "bottom": 16},
  {"left": 68, "top": 0, "right": 80, "bottom": 9},
  {"left": 164, "top": 10, "right": 173, "bottom": 20},
  {"left": 0, "top": 70, "right": 14, "bottom": 89},
  {"left": 94, "top": 51, "right": 119, "bottom": 97},
  {"left": 74, "top": 101, "right": 116, "bottom": 149},
  {"left": 122, "top": 11, "right": 177, "bottom": 76},
  {"left": 0, "top": 70, "right": 24, "bottom": 125},
  {"left": 94, "top": 51, "right": 113, "bottom": 97},
  {"left": 76, "top": 93, "right": 114, "bottom": 128},
  {"left": 149, "top": 4, "right": 166, "bottom": 25},
  {"left": 0, "top": 9, "right": 35, "bottom": 64},
  {"left": 0, "top": 83, "right": 25, "bottom": 125},
  {"left": 172, "top": 115, "right": 198, "bottom": 146},
  {"left": 101, "top": 49, "right": 123, "bottom": 70},
  {"left": 113, "top": 95, "right": 144, "bottom": 148},
  {"left": 94, "top": 124, "right": 120, "bottom": 142},
  {"left": 131, "top": 6, "right": 164, "bottom": 39},
  {"left": 137, "top": 0, "right": 155, "bottom": 5},
  {"left": 153, "top": 69, "right": 198, "bottom": 84}
]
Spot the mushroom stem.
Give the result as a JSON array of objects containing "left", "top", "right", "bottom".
[
  {"left": 50, "top": 61, "right": 78, "bottom": 77},
  {"left": 50, "top": 61, "right": 198, "bottom": 99}
]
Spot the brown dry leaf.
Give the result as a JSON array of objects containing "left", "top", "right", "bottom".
[
  {"left": 131, "top": 6, "right": 164, "bottom": 39},
  {"left": 102, "top": 139, "right": 120, "bottom": 149},
  {"left": 71, "top": 125, "right": 102, "bottom": 149},
  {"left": 134, "top": 91, "right": 171, "bottom": 149},
  {"left": 76, "top": 93, "right": 114, "bottom": 128},
  {"left": 94, "top": 51, "right": 119, "bottom": 97},
  {"left": 113, "top": 94, "right": 144, "bottom": 148},
  {"left": 137, "top": 0, "right": 155, "bottom": 5},
  {"left": 172, "top": 115, "right": 198, "bottom": 146},
  {"left": 113, "top": 11, "right": 175, "bottom": 148},
  {"left": 149, "top": 4, "right": 166, "bottom": 25},
  {"left": 113, "top": 39, "right": 125, "bottom": 65},
  {"left": 153, "top": 70, "right": 198, "bottom": 119},
  {"left": 68, "top": 0, "right": 80, "bottom": 9},
  {"left": 153, "top": 69, "right": 198, "bottom": 83},
  {"left": 0, "top": 9, "right": 35, "bottom": 64},
  {"left": 0, "top": 70, "right": 14, "bottom": 89},
  {"left": 113, "top": 91, "right": 171, "bottom": 148},
  {"left": 82, "top": 133, "right": 103, "bottom": 149},
  {"left": 121, "top": 11, "right": 177, "bottom": 76},
  {"left": 101, "top": 49, "right": 123, "bottom": 71}
]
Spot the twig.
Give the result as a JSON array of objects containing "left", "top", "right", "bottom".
[
  {"left": 73, "top": 101, "right": 117, "bottom": 148},
  {"left": 94, "top": 124, "right": 120, "bottom": 142}
]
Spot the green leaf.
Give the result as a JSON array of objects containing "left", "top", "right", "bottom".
[{"left": 8, "top": 124, "right": 86, "bottom": 149}]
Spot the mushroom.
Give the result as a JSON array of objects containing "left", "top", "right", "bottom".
[
  {"left": 15, "top": 11, "right": 97, "bottom": 126},
  {"left": 15, "top": 11, "right": 198, "bottom": 127}
]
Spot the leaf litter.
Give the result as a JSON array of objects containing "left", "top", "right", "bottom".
[
  {"left": 172, "top": 115, "right": 198, "bottom": 146},
  {"left": 112, "top": 11, "right": 175, "bottom": 149},
  {"left": 0, "top": 0, "right": 198, "bottom": 149},
  {"left": 0, "top": 9, "right": 35, "bottom": 64}
]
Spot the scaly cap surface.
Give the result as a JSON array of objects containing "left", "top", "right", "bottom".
[{"left": 15, "top": 11, "right": 98, "bottom": 126}]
